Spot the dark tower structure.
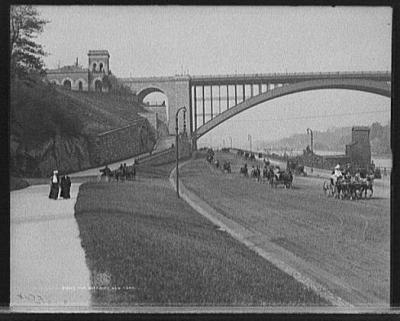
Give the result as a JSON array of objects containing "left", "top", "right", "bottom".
[{"left": 345, "top": 126, "right": 371, "bottom": 170}]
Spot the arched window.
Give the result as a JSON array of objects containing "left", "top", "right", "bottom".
[
  {"left": 95, "top": 80, "right": 102, "bottom": 92},
  {"left": 99, "top": 63, "right": 103, "bottom": 72},
  {"left": 92, "top": 63, "right": 97, "bottom": 72},
  {"left": 63, "top": 80, "right": 71, "bottom": 90},
  {"left": 78, "top": 81, "right": 83, "bottom": 91}
]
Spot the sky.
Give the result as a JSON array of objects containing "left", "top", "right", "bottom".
[{"left": 35, "top": 6, "right": 392, "bottom": 150}]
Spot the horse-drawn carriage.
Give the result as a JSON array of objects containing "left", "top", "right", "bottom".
[
  {"left": 264, "top": 167, "right": 293, "bottom": 188},
  {"left": 323, "top": 175, "right": 374, "bottom": 200},
  {"left": 287, "top": 159, "right": 307, "bottom": 176},
  {"left": 206, "top": 148, "right": 215, "bottom": 163},
  {"left": 99, "top": 164, "right": 136, "bottom": 182}
]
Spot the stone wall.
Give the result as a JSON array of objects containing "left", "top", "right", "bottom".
[
  {"left": 92, "top": 119, "right": 156, "bottom": 166},
  {"left": 138, "top": 134, "right": 192, "bottom": 166}
]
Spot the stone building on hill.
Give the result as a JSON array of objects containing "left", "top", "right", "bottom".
[{"left": 46, "top": 50, "right": 110, "bottom": 92}]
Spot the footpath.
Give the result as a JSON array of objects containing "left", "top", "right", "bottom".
[{"left": 10, "top": 183, "right": 91, "bottom": 309}]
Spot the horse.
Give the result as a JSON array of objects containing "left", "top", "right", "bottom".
[
  {"left": 360, "top": 174, "right": 374, "bottom": 199},
  {"left": 250, "top": 167, "right": 260, "bottom": 182},
  {"left": 240, "top": 164, "right": 248, "bottom": 177},
  {"left": 322, "top": 180, "right": 335, "bottom": 197},
  {"left": 269, "top": 169, "right": 293, "bottom": 188},
  {"left": 222, "top": 161, "right": 231, "bottom": 173},
  {"left": 125, "top": 165, "right": 136, "bottom": 181}
]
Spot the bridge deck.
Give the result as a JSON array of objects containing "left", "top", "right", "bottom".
[{"left": 121, "top": 71, "right": 390, "bottom": 85}]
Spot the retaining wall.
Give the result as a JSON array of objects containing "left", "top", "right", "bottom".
[
  {"left": 92, "top": 118, "right": 156, "bottom": 166},
  {"left": 138, "top": 135, "right": 192, "bottom": 166}
]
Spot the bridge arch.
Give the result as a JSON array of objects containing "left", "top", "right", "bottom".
[
  {"left": 137, "top": 87, "right": 165, "bottom": 103},
  {"left": 194, "top": 78, "right": 391, "bottom": 139}
]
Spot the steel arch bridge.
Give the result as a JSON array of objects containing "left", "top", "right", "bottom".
[
  {"left": 120, "top": 70, "right": 391, "bottom": 147},
  {"left": 193, "top": 78, "right": 390, "bottom": 139}
]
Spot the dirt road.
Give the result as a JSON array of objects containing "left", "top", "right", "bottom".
[{"left": 180, "top": 152, "right": 390, "bottom": 307}]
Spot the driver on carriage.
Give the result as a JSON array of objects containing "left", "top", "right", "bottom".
[{"left": 330, "top": 164, "right": 343, "bottom": 185}]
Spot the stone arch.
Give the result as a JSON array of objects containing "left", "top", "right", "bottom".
[
  {"left": 92, "top": 62, "right": 97, "bottom": 72},
  {"left": 94, "top": 79, "right": 103, "bottom": 92},
  {"left": 194, "top": 79, "right": 391, "bottom": 139},
  {"left": 50, "top": 79, "right": 60, "bottom": 85},
  {"left": 62, "top": 78, "right": 72, "bottom": 90},
  {"left": 99, "top": 62, "right": 104, "bottom": 72},
  {"left": 136, "top": 87, "right": 166, "bottom": 103},
  {"left": 75, "top": 78, "right": 86, "bottom": 91}
]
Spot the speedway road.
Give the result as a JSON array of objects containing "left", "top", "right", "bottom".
[{"left": 180, "top": 151, "right": 390, "bottom": 307}]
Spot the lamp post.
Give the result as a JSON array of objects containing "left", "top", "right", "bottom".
[
  {"left": 248, "top": 134, "right": 252, "bottom": 152},
  {"left": 175, "top": 106, "right": 187, "bottom": 198},
  {"left": 306, "top": 128, "right": 313, "bottom": 153},
  {"left": 307, "top": 128, "right": 313, "bottom": 173}
]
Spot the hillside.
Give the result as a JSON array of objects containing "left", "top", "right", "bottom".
[
  {"left": 10, "top": 76, "right": 151, "bottom": 177},
  {"left": 257, "top": 122, "right": 391, "bottom": 156}
]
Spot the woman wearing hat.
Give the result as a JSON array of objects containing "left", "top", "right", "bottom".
[{"left": 49, "top": 170, "right": 60, "bottom": 200}]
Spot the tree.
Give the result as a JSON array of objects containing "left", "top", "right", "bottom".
[
  {"left": 102, "top": 73, "right": 133, "bottom": 96},
  {"left": 10, "top": 5, "right": 48, "bottom": 78}
]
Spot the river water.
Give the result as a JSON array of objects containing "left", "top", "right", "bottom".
[{"left": 260, "top": 149, "right": 392, "bottom": 170}]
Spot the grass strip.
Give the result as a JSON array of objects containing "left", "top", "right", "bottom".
[{"left": 74, "top": 179, "right": 329, "bottom": 306}]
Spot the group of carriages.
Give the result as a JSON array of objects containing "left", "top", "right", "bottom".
[
  {"left": 323, "top": 164, "right": 374, "bottom": 200},
  {"left": 207, "top": 148, "right": 293, "bottom": 188},
  {"left": 239, "top": 162, "right": 293, "bottom": 188},
  {"left": 99, "top": 162, "right": 137, "bottom": 182},
  {"left": 206, "top": 148, "right": 232, "bottom": 173}
]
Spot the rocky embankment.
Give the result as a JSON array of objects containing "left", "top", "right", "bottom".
[
  {"left": 10, "top": 133, "right": 92, "bottom": 177},
  {"left": 10, "top": 76, "right": 155, "bottom": 178}
]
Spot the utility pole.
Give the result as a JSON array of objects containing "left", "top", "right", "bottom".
[
  {"left": 307, "top": 128, "right": 314, "bottom": 173},
  {"left": 175, "top": 106, "right": 187, "bottom": 198},
  {"left": 248, "top": 134, "right": 252, "bottom": 152}
]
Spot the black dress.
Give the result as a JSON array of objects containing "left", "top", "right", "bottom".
[{"left": 60, "top": 176, "right": 71, "bottom": 199}]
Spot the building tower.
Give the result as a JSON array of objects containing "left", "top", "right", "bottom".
[
  {"left": 346, "top": 126, "right": 371, "bottom": 170},
  {"left": 88, "top": 50, "right": 110, "bottom": 92}
]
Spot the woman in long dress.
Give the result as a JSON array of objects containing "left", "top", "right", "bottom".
[
  {"left": 49, "top": 170, "right": 60, "bottom": 200},
  {"left": 60, "top": 175, "right": 71, "bottom": 199}
]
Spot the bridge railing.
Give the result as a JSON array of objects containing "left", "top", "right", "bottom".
[{"left": 190, "top": 70, "right": 391, "bottom": 81}]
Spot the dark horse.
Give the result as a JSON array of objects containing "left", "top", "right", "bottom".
[
  {"left": 240, "top": 164, "right": 248, "bottom": 177},
  {"left": 223, "top": 161, "right": 231, "bottom": 173},
  {"left": 269, "top": 169, "right": 293, "bottom": 188},
  {"left": 360, "top": 174, "right": 374, "bottom": 199}
]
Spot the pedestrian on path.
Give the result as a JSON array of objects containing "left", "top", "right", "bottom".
[
  {"left": 49, "top": 170, "right": 60, "bottom": 200},
  {"left": 60, "top": 175, "right": 72, "bottom": 199}
]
